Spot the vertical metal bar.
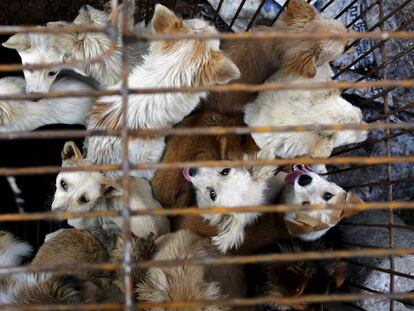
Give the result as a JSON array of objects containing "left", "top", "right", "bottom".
[
  {"left": 335, "top": 0, "right": 359, "bottom": 20},
  {"left": 229, "top": 0, "right": 248, "bottom": 29},
  {"left": 270, "top": 0, "right": 292, "bottom": 25},
  {"left": 119, "top": 0, "right": 134, "bottom": 310},
  {"left": 320, "top": 0, "right": 336, "bottom": 13},
  {"left": 246, "top": 0, "right": 267, "bottom": 31},
  {"left": 214, "top": 0, "right": 225, "bottom": 23},
  {"left": 378, "top": 1, "right": 395, "bottom": 311}
]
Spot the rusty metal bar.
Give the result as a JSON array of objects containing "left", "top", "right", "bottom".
[
  {"left": 367, "top": 102, "right": 414, "bottom": 122},
  {"left": 347, "top": 260, "right": 414, "bottom": 281},
  {"left": 0, "top": 155, "right": 413, "bottom": 176},
  {"left": 2, "top": 201, "right": 414, "bottom": 223},
  {"left": 343, "top": 176, "right": 414, "bottom": 190},
  {"left": 0, "top": 122, "right": 412, "bottom": 141},
  {"left": 1, "top": 247, "right": 414, "bottom": 276},
  {"left": 0, "top": 79, "right": 412, "bottom": 100},
  {"left": 340, "top": 222, "right": 414, "bottom": 231},
  {"left": 119, "top": 1, "right": 133, "bottom": 310}
]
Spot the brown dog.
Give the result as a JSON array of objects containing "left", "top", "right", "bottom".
[{"left": 199, "top": 0, "right": 349, "bottom": 113}]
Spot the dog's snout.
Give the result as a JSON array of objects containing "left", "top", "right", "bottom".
[
  {"left": 298, "top": 174, "right": 312, "bottom": 187},
  {"left": 189, "top": 168, "right": 197, "bottom": 177}
]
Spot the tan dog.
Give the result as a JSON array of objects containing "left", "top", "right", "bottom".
[
  {"left": 137, "top": 230, "right": 246, "bottom": 310},
  {"left": 0, "top": 229, "right": 119, "bottom": 305},
  {"left": 200, "top": 0, "right": 349, "bottom": 113}
]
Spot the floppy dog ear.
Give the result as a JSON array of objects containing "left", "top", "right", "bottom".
[
  {"left": 281, "top": 0, "right": 317, "bottom": 27},
  {"left": 61, "top": 141, "right": 83, "bottom": 163},
  {"left": 218, "top": 135, "right": 244, "bottom": 160},
  {"left": 152, "top": 4, "right": 184, "bottom": 34},
  {"left": 2, "top": 34, "right": 31, "bottom": 51},
  {"left": 343, "top": 192, "right": 363, "bottom": 217},
  {"left": 101, "top": 179, "right": 123, "bottom": 197}
]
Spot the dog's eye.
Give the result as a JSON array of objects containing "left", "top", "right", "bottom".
[
  {"left": 323, "top": 192, "right": 333, "bottom": 201},
  {"left": 60, "top": 179, "right": 68, "bottom": 191},
  {"left": 208, "top": 188, "right": 217, "bottom": 201},
  {"left": 48, "top": 71, "right": 57, "bottom": 77},
  {"left": 302, "top": 201, "right": 310, "bottom": 206},
  {"left": 79, "top": 195, "right": 89, "bottom": 204},
  {"left": 219, "top": 168, "right": 231, "bottom": 176}
]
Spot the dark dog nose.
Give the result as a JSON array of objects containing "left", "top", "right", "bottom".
[
  {"left": 189, "top": 168, "right": 197, "bottom": 177},
  {"left": 298, "top": 174, "right": 312, "bottom": 187}
]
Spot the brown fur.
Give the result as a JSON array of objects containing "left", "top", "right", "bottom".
[
  {"left": 199, "top": 0, "right": 348, "bottom": 113},
  {"left": 152, "top": 112, "right": 259, "bottom": 212},
  {"left": 110, "top": 233, "right": 156, "bottom": 295},
  {"left": 137, "top": 230, "right": 245, "bottom": 310}
]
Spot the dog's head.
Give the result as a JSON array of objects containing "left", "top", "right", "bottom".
[
  {"left": 2, "top": 31, "right": 64, "bottom": 93},
  {"left": 150, "top": 4, "right": 240, "bottom": 87},
  {"left": 51, "top": 141, "right": 122, "bottom": 212},
  {"left": 276, "top": 0, "right": 349, "bottom": 78},
  {"left": 282, "top": 165, "right": 362, "bottom": 241},
  {"left": 263, "top": 240, "right": 347, "bottom": 310},
  {"left": 183, "top": 165, "right": 275, "bottom": 209}
]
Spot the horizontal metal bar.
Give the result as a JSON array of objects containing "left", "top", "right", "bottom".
[
  {"left": 347, "top": 260, "right": 414, "bottom": 281},
  {"left": 0, "top": 156, "right": 412, "bottom": 176},
  {"left": 2, "top": 288, "right": 414, "bottom": 310},
  {"left": 1, "top": 201, "right": 414, "bottom": 222},
  {"left": 1, "top": 247, "right": 414, "bottom": 276},
  {"left": 0, "top": 79, "right": 412, "bottom": 100},
  {"left": 0, "top": 122, "right": 411, "bottom": 141},
  {"left": 344, "top": 177, "right": 414, "bottom": 190}
]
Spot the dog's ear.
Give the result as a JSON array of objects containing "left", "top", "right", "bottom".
[
  {"left": 281, "top": 0, "right": 317, "bottom": 27},
  {"left": 309, "top": 132, "right": 335, "bottom": 158},
  {"left": 61, "top": 141, "right": 83, "bottom": 163},
  {"left": 211, "top": 53, "right": 241, "bottom": 85},
  {"left": 283, "top": 44, "right": 320, "bottom": 78},
  {"left": 218, "top": 135, "right": 244, "bottom": 160},
  {"left": 152, "top": 4, "right": 184, "bottom": 34},
  {"left": 101, "top": 179, "right": 123, "bottom": 197},
  {"left": 342, "top": 192, "right": 363, "bottom": 217},
  {"left": 2, "top": 34, "right": 31, "bottom": 51}
]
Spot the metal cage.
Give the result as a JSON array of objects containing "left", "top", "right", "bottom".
[{"left": 0, "top": 0, "right": 413, "bottom": 310}]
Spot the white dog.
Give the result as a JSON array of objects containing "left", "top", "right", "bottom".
[
  {"left": 0, "top": 74, "right": 95, "bottom": 132},
  {"left": 85, "top": 4, "right": 240, "bottom": 180},
  {"left": 2, "top": 1, "right": 146, "bottom": 92},
  {"left": 51, "top": 141, "right": 170, "bottom": 238},
  {"left": 280, "top": 164, "right": 361, "bottom": 241},
  {"left": 244, "top": 64, "right": 367, "bottom": 159},
  {"left": 183, "top": 163, "right": 276, "bottom": 253}
]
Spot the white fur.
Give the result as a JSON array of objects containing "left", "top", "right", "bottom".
[
  {"left": 52, "top": 164, "right": 170, "bottom": 238},
  {"left": 244, "top": 64, "right": 367, "bottom": 159},
  {"left": 187, "top": 165, "right": 274, "bottom": 253},
  {"left": 0, "top": 232, "right": 32, "bottom": 267},
  {"left": 0, "top": 76, "right": 94, "bottom": 132},
  {"left": 280, "top": 169, "right": 347, "bottom": 241},
  {"left": 86, "top": 13, "right": 239, "bottom": 180}
]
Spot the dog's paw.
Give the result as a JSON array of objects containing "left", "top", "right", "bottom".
[{"left": 212, "top": 222, "right": 245, "bottom": 254}]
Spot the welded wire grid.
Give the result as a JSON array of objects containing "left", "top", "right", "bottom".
[{"left": 0, "top": 0, "right": 413, "bottom": 310}]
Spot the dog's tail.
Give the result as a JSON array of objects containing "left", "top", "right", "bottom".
[{"left": 0, "top": 231, "right": 32, "bottom": 267}]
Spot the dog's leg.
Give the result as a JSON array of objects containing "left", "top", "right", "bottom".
[{"left": 212, "top": 213, "right": 260, "bottom": 254}]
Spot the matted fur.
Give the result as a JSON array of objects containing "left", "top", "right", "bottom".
[
  {"left": 0, "top": 75, "right": 95, "bottom": 132},
  {"left": 52, "top": 142, "right": 170, "bottom": 237},
  {"left": 200, "top": 0, "right": 349, "bottom": 113},
  {"left": 244, "top": 64, "right": 367, "bottom": 159},
  {"left": 137, "top": 230, "right": 245, "bottom": 310},
  {"left": 85, "top": 5, "right": 240, "bottom": 180},
  {"left": 0, "top": 231, "right": 32, "bottom": 267}
]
